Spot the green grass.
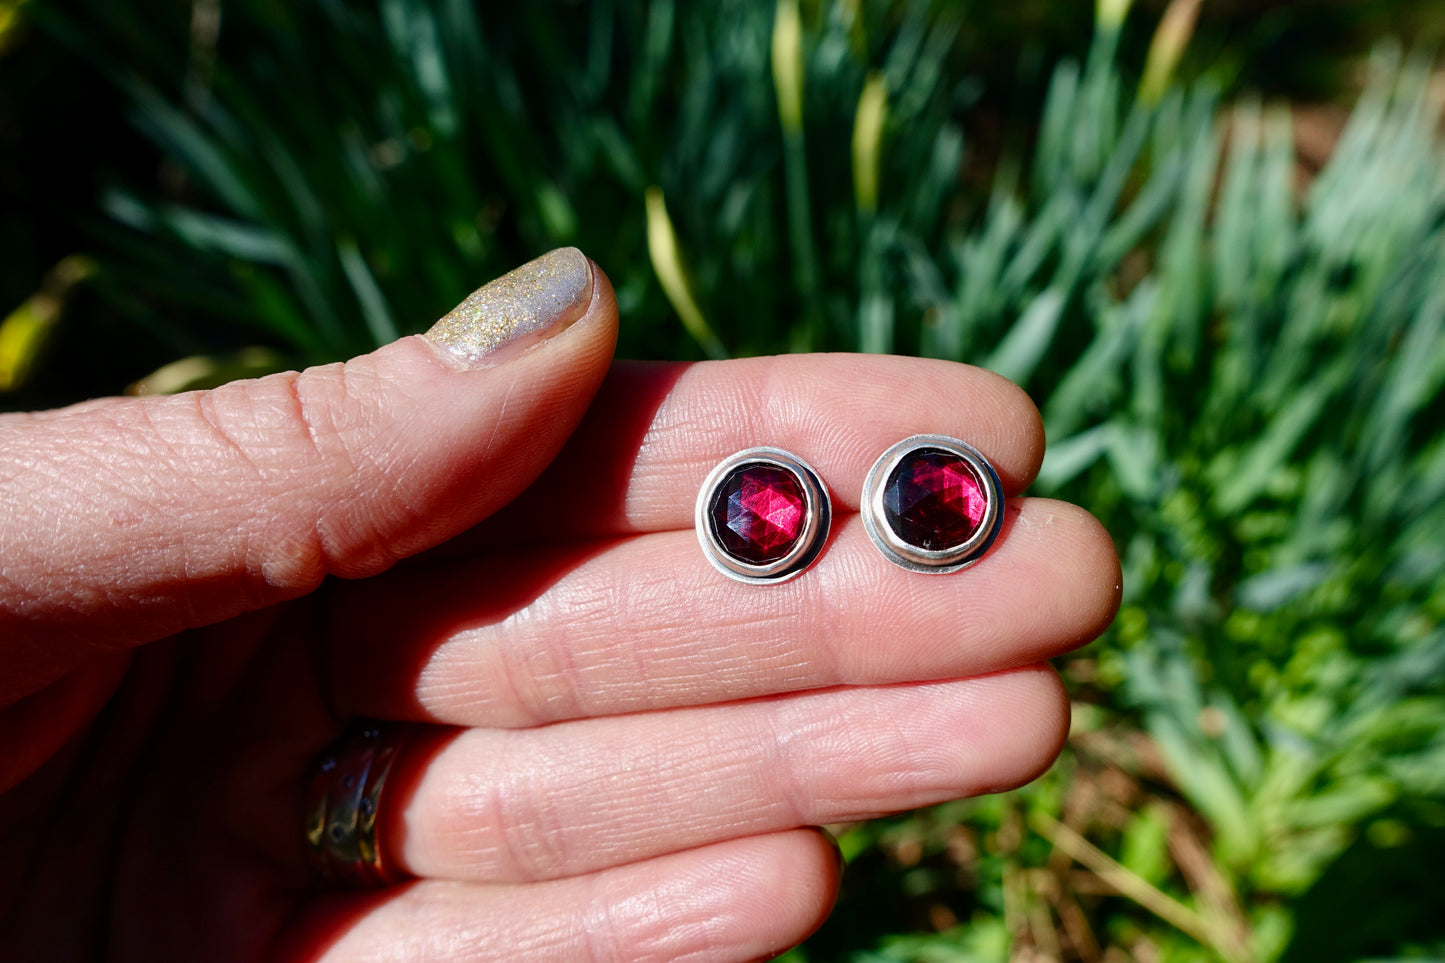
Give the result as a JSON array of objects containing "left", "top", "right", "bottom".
[{"left": 6, "top": 0, "right": 1445, "bottom": 959}]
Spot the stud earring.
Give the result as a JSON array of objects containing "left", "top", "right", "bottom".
[
  {"left": 861, "top": 435, "right": 1004, "bottom": 574},
  {"left": 696, "top": 447, "right": 831, "bottom": 584}
]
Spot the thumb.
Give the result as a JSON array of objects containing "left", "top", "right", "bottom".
[{"left": 0, "top": 248, "right": 617, "bottom": 701}]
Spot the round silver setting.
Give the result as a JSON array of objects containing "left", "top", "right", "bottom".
[
  {"left": 696, "top": 447, "right": 831, "bottom": 584},
  {"left": 860, "top": 434, "right": 1004, "bottom": 574}
]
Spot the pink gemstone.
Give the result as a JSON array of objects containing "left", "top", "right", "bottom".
[
  {"left": 883, "top": 449, "right": 987, "bottom": 550},
  {"left": 710, "top": 463, "right": 807, "bottom": 564}
]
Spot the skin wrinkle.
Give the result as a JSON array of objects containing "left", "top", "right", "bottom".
[
  {"left": 282, "top": 364, "right": 335, "bottom": 467},
  {"left": 522, "top": 611, "right": 592, "bottom": 726},
  {"left": 193, "top": 388, "right": 267, "bottom": 479},
  {"left": 689, "top": 879, "right": 729, "bottom": 963},
  {"left": 255, "top": 507, "right": 327, "bottom": 597},
  {"left": 760, "top": 699, "right": 819, "bottom": 831},
  {"left": 0, "top": 446, "right": 82, "bottom": 615},
  {"left": 485, "top": 767, "right": 542, "bottom": 883},
  {"left": 614, "top": 884, "right": 672, "bottom": 963},
  {"left": 181, "top": 391, "right": 277, "bottom": 627},
  {"left": 508, "top": 567, "right": 615, "bottom": 724},
  {"left": 663, "top": 364, "right": 770, "bottom": 487},
  {"left": 491, "top": 618, "right": 560, "bottom": 728},
  {"left": 9, "top": 338, "right": 555, "bottom": 627},
  {"left": 552, "top": 560, "right": 639, "bottom": 719},
  {"left": 475, "top": 373, "right": 518, "bottom": 480},
  {"left": 751, "top": 363, "right": 793, "bottom": 450},
  {"left": 426, "top": 548, "right": 692, "bottom": 725},
  {"left": 800, "top": 695, "right": 905, "bottom": 817},
  {"left": 622, "top": 419, "right": 685, "bottom": 524},
  {"left": 371, "top": 501, "right": 1107, "bottom": 729},
  {"left": 306, "top": 366, "right": 421, "bottom": 576},
  {"left": 799, "top": 543, "right": 856, "bottom": 685},
  {"left": 727, "top": 706, "right": 823, "bottom": 829},
  {"left": 298, "top": 357, "right": 461, "bottom": 583},
  {"left": 627, "top": 594, "right": 802, "bottom": 710},
  {"left": 492, "top": 739, "right": 575, "bottom": 880},
  {"left": 580, "top": 869, "right": 626, "bottom": 963},
  {"left": 397, "top": 671, "right": 1065, "bottom": 896},
  {"left": 71, "top": 383, "right": 310, "bottom": 620},
  {"left": 289, "top": 369, "right": 389, "bottom": 582},
  {"left": 662, "top": 872, "right": 726, "bottom": 963},
  {"left": 615, "top": 569, "right": 654, "bottom": 719},
  {"left": 836, "top": 678, "right": 1046, "bottom": 813},
  {"left": 878, "top": 689, "right": 956, "bottom": 795},
  {"left": 128, "top": 400, "right": 218, "bottom": 510}
]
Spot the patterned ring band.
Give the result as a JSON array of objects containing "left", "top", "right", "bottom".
[{"left": 303, "top": 720, "right": 413, "bottom": 887}]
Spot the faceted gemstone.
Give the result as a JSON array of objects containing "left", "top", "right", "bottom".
[
  {"left": 882, "top": 448, "right": 987, "bottom": 550},
  {"left": 709, "top": 463, "right": 807, "bottom": 564}
]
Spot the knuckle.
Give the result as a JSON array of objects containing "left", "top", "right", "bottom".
[{"left": 465, "top": 761, "right": 573, "bottom": 881}]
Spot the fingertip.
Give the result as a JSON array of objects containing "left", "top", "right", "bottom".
[
  {"left": 1076, "top": 506, "right": 1124, "bottom": 643},
  {"left": 766, "top": 827, "right": 845, "bottom": 946},
  {"left": 676, "top": 829, "right": 842, "bottom": 962},
  {"left": 1007, "top": 499, "right": 1122, "bottom": 653},
  {"left": 569, "top": 255, "right": 620, "bottom": 375},
  {"left": 995, "top": 370, "right": 1047, "bottom": 491},
  {"left": 800, "top": 826, "right": 847, "bottom": 941},
  {"left": 1028, "top": 664, "right": 1073, "bottom": 785},
  {"left": 979, "top": 665, "right": 1072, "bottom": 793}
]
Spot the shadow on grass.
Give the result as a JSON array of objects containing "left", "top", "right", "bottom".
[
  {"left": 803, "top": 839, "right": 985, "bottom": 960},
  {"left": 1280, "top": 808, "right": 1445, "bottom": 962}
]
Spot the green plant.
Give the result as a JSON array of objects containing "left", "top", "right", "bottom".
[
  {"left": 796, "top": 8, "right": 1445, "bottom": 960},
  {"left": 11, "top": 0, "right": 1445, "bottom": 959},
  {"left": 22, "top": 0, "right": 986, "bottom": 373}
]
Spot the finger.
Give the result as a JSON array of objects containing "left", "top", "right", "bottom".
[
  {"left": 389, "top": 666, "right": 1066, "bottom": 883},
  {"left": 0, "top": 250, "right": 617, "bottom": 702},
  {"left": 470, "top": 353, "right": 1046, "bottom": 543},
  {"left": 283, "top": 830, "right": 840, "bottom": 963},
  {"left": 329, "top": 499, "right": 1118, "bottom": 727}
]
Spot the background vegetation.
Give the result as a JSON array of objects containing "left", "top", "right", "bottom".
[{"left": 3, "top": 0, "right": 1443, "bottom": 959}]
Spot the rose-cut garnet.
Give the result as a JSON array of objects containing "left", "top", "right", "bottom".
[
  {"left": 882, "top": 448, "right": 988, "bottom": 550},
  {"left": 709, "top": 463, "right": 807, "bottom": 565}
]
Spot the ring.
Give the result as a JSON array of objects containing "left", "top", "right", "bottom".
[
  {"left": 303, "top": 720, "right": 413, "bottom": 887},
  {"left": 860, "top": 435, "right": 1004, "bottom": 574},
  {"left": 696, "top": 447, "right": 832, "bottom": 583}
]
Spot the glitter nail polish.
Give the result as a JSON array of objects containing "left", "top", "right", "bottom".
[{"left": 424, "top": 247, "right": 593, "bottom": 366}]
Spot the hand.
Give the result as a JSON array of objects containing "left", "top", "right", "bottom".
[{"left": 0, "top": 250, "right": 1119, "bottom": 962}]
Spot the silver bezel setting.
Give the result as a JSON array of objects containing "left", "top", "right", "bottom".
[
  {"left": 861, "top": 434, "right": 1004, "bottom": 575},
  {"left": 696, "top": 447, "right": 831, "bottom": 584}
]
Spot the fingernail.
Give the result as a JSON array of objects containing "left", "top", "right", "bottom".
[{"left": 424, "top": 247, "right": 593, "bottom": 366}]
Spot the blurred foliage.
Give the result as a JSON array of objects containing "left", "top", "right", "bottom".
[
  {"left": 4, "top": 0, "right": 1444, "bottom": 396},
  {"left": 4, "top": 0, "right": 1445, "bottom": 960}
]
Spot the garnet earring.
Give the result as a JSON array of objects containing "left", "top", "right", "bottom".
[
  {"left": 860, "top": 435, "right": 1004, "bottom": 573},
  {"left": 696, "top": 447, "right": 831, "bottom": 583}
]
